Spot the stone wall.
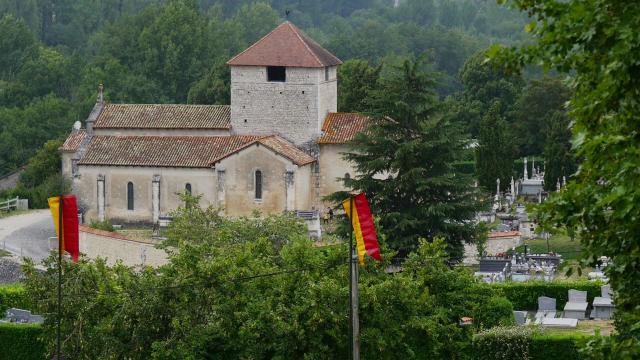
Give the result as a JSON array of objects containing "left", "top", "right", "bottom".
[
  {"left": 0, "top": 169, "right": 22, "bottom": 191},
  {"left": 74, "top": 145, "right": 316, "bottom": 223},
  {"left": 79, "top": 225, "right": 168, "bottom": 267},
  {"left": 230, "top": 65, "right": 336, "bottom": 145},
  {"left": 318, "top": 144, "right": 356, "bottom": 203},
  {"left": 217, "top": 143, "right": 314, "bottom": 215},
  {"left": 73, "top": 165, "right": 217, "bottom": 223}
]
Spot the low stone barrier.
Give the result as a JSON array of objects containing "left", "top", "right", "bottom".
[{"left": 79, "top": 225, "right": 168, "bottom": 267}]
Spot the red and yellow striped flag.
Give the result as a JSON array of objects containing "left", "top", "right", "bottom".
[
  {"left": 48, "top": 195, "right": 80, "bottom": 263},
  {"left": 342, "top": 193, "right": 382, "bottom": 266}
]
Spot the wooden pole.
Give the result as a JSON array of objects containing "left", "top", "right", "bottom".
[
  {"left": 56, "top": 195, "right": 63, "bottom": 360},
  {"left": 348, "top": 196, "right": 360, "bottom": 360},
  {"left": 348, "top": 196, "right": 353, "bottom": 360},
  {"left": 351, "top": 241, "right": 360, "bottom": 360}
]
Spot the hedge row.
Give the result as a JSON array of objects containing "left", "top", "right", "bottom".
[
  {"left": 0, "top": 323, "right": 46, "bottom": 359},
  {"left": 492, "top": 280, "right": 603, "bottom": 311},
  {"left": 473, "top": 326, "right": 589, "bottom": 360},
  {"left": 0, "top": 284, "right": 31, "bottom": 313}
]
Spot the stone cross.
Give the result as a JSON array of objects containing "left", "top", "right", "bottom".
[
  {"left": 524, "top": 157, "right": 528, "bottom": 179},
  {"left": 495, "top": 178, "right": 501, "bottom": 200},
  {"left": 556, "top": 179, "right": 561, "bottom": 192},
  {"left": 532, "top": 158, "right": 536, "bottom": 176}
]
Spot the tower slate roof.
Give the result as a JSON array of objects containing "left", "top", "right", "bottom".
[{"left": 227, "top": 22, "right": 342, "bottom": 68}]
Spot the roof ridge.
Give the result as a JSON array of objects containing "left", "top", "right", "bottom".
[
  {"left": 104, "top": 103, "right": 229, "bottom": 107},
  {"left": 226, "top": 22, "right": 288, "bottom": 65},
  {"left": 287, "top": 22, "right": 323, "bottom": 68}
]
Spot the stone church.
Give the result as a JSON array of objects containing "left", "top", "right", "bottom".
[{"left": 61, "top": 22, "right": 368, "bottom": 225}]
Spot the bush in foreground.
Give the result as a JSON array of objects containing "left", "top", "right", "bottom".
[{"left": 22, "top": 205, "right": 514, "bottom": 359}]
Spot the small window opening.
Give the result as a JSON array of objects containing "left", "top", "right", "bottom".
[
  {"left": 344, "top": 173, "right": 351, "bottom": 180},
  {"left": 267, "top": 66, "right": 286, "bottom": 82},
  {"left": 325, "top": 67, "right": 330, "bottom": 81},
  {"left": 255, "top": 170, "right": 263, "bottom": 200},
  {"left": 127, "top": 182, "right": 134, "bottom": 210},
  {"left": 185, "top": 183, "right": 192, "bottom": 195}
]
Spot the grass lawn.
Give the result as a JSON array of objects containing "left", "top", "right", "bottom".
[
  {"left": 116, "top": 229, "right": 154, "bottom": 242},
  {"left": 517, "top": 233, "right": 582, "bottom": 260},
  {"left": 0, "top": 209, "right": 30, "bottom": 219},
  {"left": 544, "top": 319, "right": 615, "bottom": 336}
]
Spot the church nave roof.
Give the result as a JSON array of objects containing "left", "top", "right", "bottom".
[
  {"left": 78, "top": 134, "right": 314, "bottom": 168},
  {"left": 94, "top": 104, "right": 231, "bottom": 130}
]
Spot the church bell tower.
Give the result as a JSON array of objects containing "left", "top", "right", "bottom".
[{"left": 227, "top": 22, "right": 342, "bottom": 147}]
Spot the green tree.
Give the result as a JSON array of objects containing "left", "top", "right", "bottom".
[
  {"left": 542, "top": 112, "right": 575, "bottom": 192},
  {"left": 187, "top": 62, "right": 230, "bottom": 105},
  {"left": 497, "top": 1, "right": 640, "bottom": 357},
  {"left": 513, "top": 78, "right": 571, "bottom": 156},
  {"left": 459, "top": 49, "right": 524, "bottom": 137},
  {"left": 336, "top": 58, "right": 482, "bottom": 259},
  {"left": 0, "top": 15, "right": 38, "bottom": 80},
  {"left": 19, "top": 139, "right": 63, "bottom": 188},
  {"left": 337, "top": 59, "right": 381, "bottom": 112},
  {"left": 23, "top": 202, "right": 512, "bottom": 358},
  {"left": 137, "top": 0, "right": 207, "bottom": 102},
  {"left": 475, "top": 101, "right": 515, "bottom": 192}
]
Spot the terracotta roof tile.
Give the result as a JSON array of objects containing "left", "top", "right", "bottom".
[
  {"left": 94, "top": 104, "right": 231, "bottom": 129},
  {"left": 78, "top": 135, "right": 315, "bottom": 168},
  {"left": 227, "top": 22, "right": 342, "bottom": 68},
  {"left": 61, "top": 130, "right": 87, "bottom": 152},
  {"left": 79, "top": 135, "right": 259, "bottom": 168},
  {"left": 318, "top": 112, "right": 370, "bottom": 144},
  {"left": 257, "top": 136, "right": 315, "bottom": 166}
]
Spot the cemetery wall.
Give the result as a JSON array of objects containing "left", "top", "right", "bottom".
[{"left": 79, "top": 225, "right": 168, "bottom": 267}]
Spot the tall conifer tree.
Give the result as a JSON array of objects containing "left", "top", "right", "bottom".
[
  {"left": 336, "top": 58, "right": 483, "bottom": 259},
  {"left": 475, "top": 101, "right": 515, "bottom": 192},
  {"left": 543, "top": 111, "right": 575, "bottom": 191}
]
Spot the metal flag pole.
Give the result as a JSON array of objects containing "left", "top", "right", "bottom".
[
  {"left": 56, "top": 195, "right": 63, "bottom": 360},
  {"left": 349, "top": 196, "right": 360, "bottom": 360}
]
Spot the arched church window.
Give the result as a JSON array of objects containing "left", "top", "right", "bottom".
[
  {"left": 255, "top": 170, "right": 263, "bottom": 200},
  {"left": 185, "top": 183, "right": 192, "bottom": 195},
  {"left": 127, "top": 182, "right": 134, "bottom": 210}
]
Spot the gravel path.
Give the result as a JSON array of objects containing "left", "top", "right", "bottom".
[{"left": 0, "top": 257, "right": 24, "bottom": 284}]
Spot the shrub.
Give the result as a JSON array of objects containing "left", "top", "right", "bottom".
[
  {"left": 473, "top": 327, "right": 591, "bottom": 360},
  {"left": 0, "top": 284, "right": 30, "bottom": 313},
  {"left": 0, "top": 323, "right": 46, "bottom": 359},
  {"left": 474, "top": 296, "right": 515, "bottom": 329},
  {"left": 473, "top": 326, "right": 533, "bottom": 360},
  {"left": 530, "top": 333, "right": 589, "bottom": 360},
  {"left": 493, "top": 280, "right": 603, "bottom": 310},
  {"left": 90, "top": 219, "right": 115, "bottom": 232}
]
